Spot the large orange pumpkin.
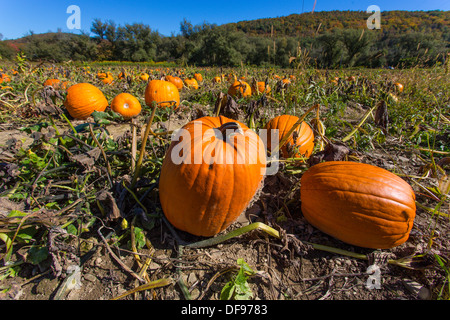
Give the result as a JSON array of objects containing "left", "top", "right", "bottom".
[
  {"left": 300, "top": 161, "right": 417, "bottom": 249},
  {"left": 63, "top": 83, "right": 109, "bottom": 119},
  {"left": 111, "top": 93, "right": 141, "bottom": 119},
  {"left": 264, "top": 115, "right": 314, "bottom": 159},
  {"left": 144, "top": 80, "right": 180, "bottom": 108},
  {"left": 159, "top": 116, "right": 267, "bottom": 237}
]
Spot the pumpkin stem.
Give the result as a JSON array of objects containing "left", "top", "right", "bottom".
[{"left": 217, "top": 122, "right": 244, "bottom": 140}]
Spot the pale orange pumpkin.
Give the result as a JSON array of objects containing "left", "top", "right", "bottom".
[
  {"left": 184, "top": 78, "right": 199, "bottom": 89},
  {"left": 111, "top": 93, "right": 141, "bottom": 119},
  {"left": 64, "top": 83, "right": 109, "bottom": 119},
  {"left": 139, "top": 73, "right": 149, "bottom": 82}
]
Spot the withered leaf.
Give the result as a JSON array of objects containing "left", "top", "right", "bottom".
[
  {"left": 96, "top": 190, "right": 121, "bottom": 221},
  {"left": 374, "top": 100, "right": 389, "bottom": 134},
  {"left": 308, "top": 142, "right": 350, "bottom": 166},
  {"left": 213, "top": 92, "right": 241, "bottom": 120},
  {"left": 69, "top": 147, "right": 101, "bottom": 169}
]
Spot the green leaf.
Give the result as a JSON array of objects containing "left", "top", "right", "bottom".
[
  {"left": 27, "top": 245, "right": 49, "bottom": 265},
  {"left": 220, "top": 259, "right": 255, "bottom": 300},
  {"left": 91, "top": 110, "right": 124, "bottom": 125}
]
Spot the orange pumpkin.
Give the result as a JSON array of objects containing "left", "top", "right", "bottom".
[
  {"left": 264, "top": 115, "right": 314, "bottom": 158},
  {"left": 159, "top": 116, "right": 267, "bottom": 237},
  {"left": 139, "top": 73, "right": 149, "bottom": 82},
  {"left": 118, "top": 70, "right": 127, "bottom": 79},
  {"left": 111, "top": 93, "right": 141, "bottom": 119},
  {"left": 252, "top": 81, "right": 271, "bottom": 95},
  {"left": 64, "top": 83, "right": 109, "bottom": 119},
  {"left": 228, "top": 80, "right": 252, "bottom": 98},
  {"left": 43, "top": 79, "right": 68, "bottom": 90},
  {"left": 0, "top": 73, "right": 11, "bottom": 84},
  {"left": 184, "top": 78, "right": 199, "bottom": 89},
  {"left": 144, "top": 79, "right": 180, "bottom": 108},
  {"left": 300, "top": 161, "right": 417, "bottom": 249},
  {"left": 97, "top": 72, "right": 107, "bottom": 79},
  {"left": 194, "top": 73, "right": 203, "bottom": 82},
  {"left": 394, "top": 82, "right": 404, "bottom": 93},
  {"left": 99, "top": 72, "right": 114, "bottom": 84},
  {"left": 165, "top": 75, "right": 183, "bottom": 90},
  {"left": 212, "top": 76, "right": 222, "bottom": 84}
]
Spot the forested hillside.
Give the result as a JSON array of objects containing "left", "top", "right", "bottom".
[{"left": 0, "top": 10, "right": 448, "bottom": 68}]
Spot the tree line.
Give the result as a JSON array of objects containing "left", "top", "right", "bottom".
[{"left": 1, "top": 10, "right": 448, "bottom": 68}]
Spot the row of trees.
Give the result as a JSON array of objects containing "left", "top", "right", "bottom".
[{"left": 1, "top": 11, "right": 449, "bottom": 68}]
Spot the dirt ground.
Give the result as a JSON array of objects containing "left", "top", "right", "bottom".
[{"left": 0, "top": 108, "right": 449, "bottom": 303}]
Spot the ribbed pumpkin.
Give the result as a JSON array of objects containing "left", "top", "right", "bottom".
[
  {"left": 228, "top": 80, "right": 252, "bottom": 98},
  {"left": 264, "top": 115, "right": 314, "bottom": 159},
  {"left": 300, "top": 161, "right": 417, "bottom": 249},
  {"left": 165, "top": 75, "right": 183, "bottom": 90},
  {"left": 159, "top": 116, "right": 267, "bottom": 237},
  {"left": 144, "top": 79, "right": 180, "bottom": 108},
  {"left": 111, "top": 93, "right": 141, "bottom": 119},
  {"left": 64, "top": 83, "right": 109, "bottom": 119}
]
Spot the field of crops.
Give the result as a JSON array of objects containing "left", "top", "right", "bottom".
[{"left": 0, "top": 59, "right": 449, "bottom": 301}]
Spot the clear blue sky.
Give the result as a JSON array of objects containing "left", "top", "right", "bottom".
[{"left": 0, "top": 0, "right": 449, "bottom": 40}]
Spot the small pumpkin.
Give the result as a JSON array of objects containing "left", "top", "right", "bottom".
[
  {"left": 144, "top": 79, "right": 180, "bottom": 108},
  {"left": 139, "top": 73, "right": 149, "bottom": 82},
  {"left": 193, "top": 73, "right": 203, "bottom": 82},
  {"left": 252, "top": 81, "right": 271, "bottom": 95},
  {"left": 264, "top": 115, "right": 314, "bottom": 159},
  {"left": 212, "top": 76, "right": 222, "bottom": 84},
  {"left": 394, "top": 82, "right": 404, "bottom": 93},
  {"left": 118, "top": 70, "right": 127, "bottom": 79},
  {"left": 0, "top": 73, "right": 11, "bottom": 84},
  {"left": 300, "top": 161, "right": 416, "bottom": 249},
  {"left": 159, "top": 115, "right": 267, "bottom": 237},
  {"left": 64, "top": 83, "right": 109, "bottom": 119},
  {"left": 97, "top": 72, "right": 107, "bottom": 79},
  {"left": 43, "top": 79, "right": 68, "bottom": 90},
  {"left": 165, "top": 75, "right": 184, "bottom": 90},
  {"left": 228, "top": 80, "right": 252, "bottom": 98},
  {"left": 111, "top": 93, "right": 141, "bottom": 119},
  {"left": 184, "top": 78, "right": 199, "bottom": 89}
]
